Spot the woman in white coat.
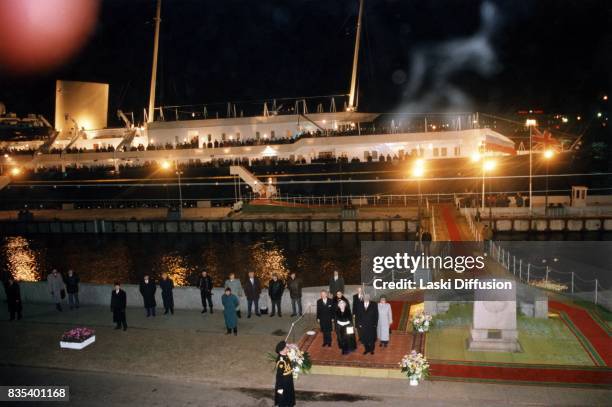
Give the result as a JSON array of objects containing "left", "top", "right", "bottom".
[{"left": 377, "top": 296, "right": 393, "bottom": 347}]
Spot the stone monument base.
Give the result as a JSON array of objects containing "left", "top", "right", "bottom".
[{"left": 468, "top": 328, "right": 521, "bottom": 352}]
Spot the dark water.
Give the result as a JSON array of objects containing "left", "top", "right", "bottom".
[{"left": 0, "top": 234, "right": 412, "bottom": 287}]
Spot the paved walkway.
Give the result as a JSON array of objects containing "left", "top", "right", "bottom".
[{"left": 2, "top": 303, "right": 610, "bottom": 405}]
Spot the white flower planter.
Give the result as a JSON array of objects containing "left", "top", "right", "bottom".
[
  {"left": 409, "top": 378, "right": 419, "bottom": 386},
  {"left": 60, "top": 335, "right": 96, "bottom": 350}
]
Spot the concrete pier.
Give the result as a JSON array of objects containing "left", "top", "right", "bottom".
[{"left": 0, "top": 218, "right": 418, "bottom": 235}]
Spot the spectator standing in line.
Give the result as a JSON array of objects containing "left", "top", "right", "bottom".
[
  {"left": 268, "top": 274, "right": 285, "bottom": 318},
  {"left": 139, "top": 274, "right": 157, "bottom": 317},
  {"left": 159, "top": 272, "right": 174, "bottom": 315},
  {"left": 287, "top": 272, "right": 303, "bottom": 317},
  {"left": 222, "top": 287, "right": 239, "bottom": 335},
  {"left": 224, "top": 273, "right": 244, "bottom": 318},
  {"left": 5, "top": 277, "right": 22, "bottom": 321},
  {"left": 64, "top": 269, "right": 80, "bottom": 310},
  {"left": 110, "top": 282, "right": 127, "bottom": 331},
  {"left": 244, "top": 271, "right": 261, "bottom": 318},
  {"left": 47, "top": 269, "right": 66, "bottom": 312},
  {"left": 328, "top": 270, "right": 345, "bottom": 296},
  {"left": 198, "top": 271, "right": 213, "bottom": 314}
]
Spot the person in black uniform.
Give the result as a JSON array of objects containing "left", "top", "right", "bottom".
[
  {"left": 159, "top": 272, "right": 174, "bottom": 315},
  {"left": 316, "top": 290, "right": 334, "bottom": 347},
  {"left": 5, "top": 277, "right": 22, "bottom": 321},
  {"left": 335, "top": 299, "right": 356, "bottom": 355},
  {"left": 139, "top": 275, "right": 156, "bottom": 317},
  {"left": 274, "top": 341, "right": 295, "bottom": 407},
  {"left": 110, "top": 282, "right": 127, "bottom": 331},
  {"left": 358, "top": 294, "right": 378, "bottom": 355},
  {"left": 198, "top": 271, "right": 213, "bottom": 313}
]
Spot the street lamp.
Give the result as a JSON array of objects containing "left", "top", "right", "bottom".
[
  {"left": 482, "top": 159, "right": 496, "bottom": 227},
  {"left": 161, "top": 160, "right": 183, "bottom": 216},
  {"left": 543, "top": 149, "right": 554, "bottom": 215},
  {"left": 10, "top": 167, "right": 22, "bottom": 177},
  {"left": 411, "top": 159, "right": 425, "bottom": 226},
  {"left": 525, "top": 119, "right": 538, "bottom": 214}
]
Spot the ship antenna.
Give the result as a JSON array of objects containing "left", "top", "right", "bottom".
[
  {"left": 147, "top": 0, "right": 162, "bottom": 123},
  {"left": 347, "top": 0, "right": 365, "bottom": 112}
]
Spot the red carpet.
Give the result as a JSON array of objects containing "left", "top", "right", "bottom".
[
  {"left": 549, "top": 301, "right": 612, "bottom": 366},
  {"left": 388, "top": 301, "right": 408, "bottom": 331},
  {"left": 440, "top": 204, "right": 462, "bottom": 240},
  {"left": 429, "top": 361, "right": 612, "bottom": 387}
]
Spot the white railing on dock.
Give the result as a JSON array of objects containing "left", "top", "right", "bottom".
[{"left": 488, "top": 241, "right": 608, "bottom": 306}]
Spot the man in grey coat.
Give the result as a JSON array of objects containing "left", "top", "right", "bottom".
[{"left": 47, "top": 269, "right": 66, "bottom": 311}]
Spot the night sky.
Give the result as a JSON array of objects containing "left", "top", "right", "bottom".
[{"left": 0, "top": 0, "right": 609, "bottom": 126}]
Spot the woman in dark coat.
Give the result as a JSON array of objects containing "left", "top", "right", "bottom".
[
  {"left": 222, "top": 288, "right": 239, "bottom": 335},
  {"left": 159, "top": 273, "right": 174, "bottom": 315},
  {"left": 110, "top": 282, "right": 127, "bottom": 330},
  {"left": 335, "top": 299, "right": 356, "bottom": 355},
  {"left": 5, "top": 277, "right": 22, "bottom": 321},
  {"left": 274, "top": 341, "right": 295, "bottom": 407}
]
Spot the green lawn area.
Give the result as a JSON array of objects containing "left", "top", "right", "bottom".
[{"left": 425, "top": 303, "right": 595, "bottom": 366}]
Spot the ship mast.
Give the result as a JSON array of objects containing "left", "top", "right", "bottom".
[
  {"left": 147, "top": 0, "right": 162, "bottom": 123},
  {"left": 347, "top": 0, "right": 365, "bottom": 112}
]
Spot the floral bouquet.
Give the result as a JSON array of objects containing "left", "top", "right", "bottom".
[
  {"left": 285, "top": 343, "right": 312, "bottom": 379},
  {"left": 400, "top": 350, "right": 430, "bottom": 385},
  {"left": 61, "top": 327, "right": 95, "bottom": 343},
  {"left": 267, "top": 343, "right": 312, "bottom": 379},
  {"left": 411, "top": 313, "right": 433, "bottom": 332}
]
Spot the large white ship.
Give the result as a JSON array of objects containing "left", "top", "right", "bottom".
[{"left": 3, "top": 0, "right": 515, "bottom": 170}]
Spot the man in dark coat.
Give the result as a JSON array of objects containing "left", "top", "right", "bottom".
[
  {"left": 316, "top": 290, "right": 334, "bottom": 346},
  {"left": 139, "top": 275, "right": 156, "bottom": 317},
  {"left": 198, "top": 271, "right": 213, "bottom": 314},
  {"left": 110, "top": 282, "right": 127, "bottom": 330},
  {"left": 5, "top": 277, "right": 22, "bottom": 321},
  {"left": 64, "top": 269, "right": 80, "bottom": 309},
  {"left": 352, "top": 286, "right": 365, "bottom": 340},
  {"left": 159, "top": 272, "right": 174, "bottom": 315},
  {"left": 244, "top": 271, "right": 261, "bottom": 318},
  {"left": 274, "top": 341, "right": 295, "bottom": 407},
  {"left": 268, "top": 274, "right": 284, "bottom": 317},
  {"left": 358, "top": 294, "right": 378, "bottom": 355},
  {"left": 287, "top": 272, "right": 303, "bottom": 317},
  {"left": 329, "top": 270, "right": 345, "bottom": 296}
]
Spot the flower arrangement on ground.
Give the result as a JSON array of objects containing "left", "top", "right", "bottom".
[
  {"left": 531, "top": 279, "right": 568, "bottom": 292},
  {"left": 411, "top": 312, "right": 433, "bottom": 332},
  {"left": 61, "top": 327, "right": 95, "bottom": 343},
  {"left": 400, "top": 350, "right": 430, "bottom": 386}
]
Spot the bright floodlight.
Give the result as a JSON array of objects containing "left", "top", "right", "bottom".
[
  {"left": 10, "top": 167, "right": 21, "bottom": 176},
  {"left": 543, "top": 149, "right": 554, "bottom": 159},
  {"left": 483, "top": 160, "right": 496, "bottom": 172},
  {"left": 470, "top": 152, "right": 481, "bottom": 162},
  {"left": 412, "top": 159, "right": 425, "bottom": 178},
  {"left": 160, "top": 160, "right": 171, "bottom": 170},
  {"left": 525, "top": 119, "right": 537, "bottom": 127}
]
